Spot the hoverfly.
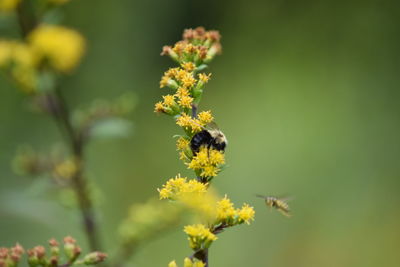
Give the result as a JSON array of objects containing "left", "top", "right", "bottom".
[{"left": 256, "top": 195, "right": 292, "bottom": 217}]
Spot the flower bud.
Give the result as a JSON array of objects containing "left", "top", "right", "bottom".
[{"left": 82, "top": 252, "right": 107, "bottom": 265}]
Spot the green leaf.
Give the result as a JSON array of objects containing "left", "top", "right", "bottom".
[{"left": 89, "top": 118, "right": 133, "bottom": 139}]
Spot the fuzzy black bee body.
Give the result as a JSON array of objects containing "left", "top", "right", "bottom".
[{"left": 190, "top": 129, "right": 227, "bottom": 154}]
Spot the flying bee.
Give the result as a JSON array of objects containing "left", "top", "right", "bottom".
[
  {"left": 256, "top": 195, "right": 292, "bottom": 217},
  {"left": 190, "top": 122, "right": 227, "bottom": 154}
]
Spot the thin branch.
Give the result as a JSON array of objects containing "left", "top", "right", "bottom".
[{"left": 51, "top": 87, "right": 103, "bottom": 252}]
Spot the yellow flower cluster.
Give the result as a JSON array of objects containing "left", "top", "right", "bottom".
[
  {"left": 184, "top": 224, "right": 217, "bottom": 250},
  {"left": 0, "top": 0, "right": 21, "bottom": 12},
  {"left": 216, "top": 196, "right": 255, "bottom": 225},
  {"left": 0, "top": 24, "right": 85, "bottom": 93},
  {"left": 0, "top": 40, "right": 38, "bottom": 91},
  {"left": 176, "top": 113, "right": 202, "bottom": 133},
  {"left": 187, "top": 146, "right": 225, "bottom": 177},
  {"left": 29, "top": 24, "right": 85, "bottom": 72},
  {"left": 160, "top": 66, "right": 197, "bottom": 89},
  {"left": 237, "top": 203, "right": 256, "bottom": 225},
  {"left": 158, "top": 175, "right": 207, "bottom": 200},
  {"left": 216, "top": 195, "right": 236, "bottom": 221},
  {"left": 168, "top": 258, "right": 205, "bottom": 267}
]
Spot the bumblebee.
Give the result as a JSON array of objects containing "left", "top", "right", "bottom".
[
  {"left": 256, "top": 195, "right": 291, "bottom": 217},
  {"left": 190, "top": 122, "right": 227, "bottom": 154}
]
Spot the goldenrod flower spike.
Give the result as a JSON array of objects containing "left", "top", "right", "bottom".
[{"left": 157, "top": 27, "right": 255, "bottom": 267}]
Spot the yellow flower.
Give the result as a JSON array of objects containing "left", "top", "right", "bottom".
[
  {"left": 193, "top": 262, "right": 205, "bottom": 267},
  {"left": 197, "top": 111, "right": 213, "bottom": 124},
  {"left": 200, "top": 165, "right": 218, "bottom": 177},
  {"left": 198, "top": 73, "right": 211, "bottom": 83},
  {"left": 175, "top": 87, "right": 190, "bottom": 98},
  {"left": 162, "top": 94, "right": 176, "bottom": 107},
  {"left": 158, "top": 175, "right": 207, "bottom": 200},
  {"left": 184, "top": 258, "right": 192, "bottom": 267},
  {"left": 12, "top": 42, "right": 37, "bottom": 67},
  {"left": 181, "top": 75, "right": 196, "bottom": 88},
  {"left": 0, "top": 0, "right": 21, "bottom": 12},
  {"left": 160, "top": 75, "right": 170, "bottom": 88},
  {"left": 181, "top": 62, "right": 195, "bottom": 72},
  {"left": 176, "top": 137, "right": 190, "bottom": 151},
  {"left": 208, "top": 149, "right": 225, "bottom": 165},
  {"left": 154, "top": 101, "right": 165, "bottom": 113},
  {"left": 29, "top": 25, "right": 85, "bottom": 72},
  {"left": 187, "top": 147, "right": 225, "bottom": 178},
  {"left": 177, "top": 95, "right": 193, "bottom": 109},
  {"left": 168, "top": 261, "right": 178, "bottom": 267},
  {"left": 183, "top": 224, "right": 217, "bottom": 249},
  {"left": 176, "top": 113, "right": 202, "bottom": 133},
  {"left": 216, "top": 195, "right": 236, "bottom": 221},
  {"left": 183, "top": 258, "right": 205, "bottom": 267},
  {"left": 237, "top": 203, "right": 255, "bottom": 224}
]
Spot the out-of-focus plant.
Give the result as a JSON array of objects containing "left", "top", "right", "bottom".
[
  {"left": 1, "top": 1, "right": 184, "bottom": 266},
  {"left": 0, "top": 236, "right": 107, "bottom": 267},
  {"left": 155, "top": 27, "right": 255, "bottom": 267}
]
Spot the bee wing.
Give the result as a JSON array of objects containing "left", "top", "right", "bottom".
[
  {"left": 206, "top": 121, "right": 220, "bottom": 130},
  {"left": 279, "top": 196, "right": 295, "bottom": 203},
  {"left": 255, "top": 194, "right": 267, "bottom": 199}
]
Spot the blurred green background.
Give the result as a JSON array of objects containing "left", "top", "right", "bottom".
[{"left": 1, "top": 0, "right": 400, "bottom": 266}]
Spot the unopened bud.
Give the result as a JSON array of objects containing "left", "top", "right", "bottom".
[
  {"left": 0, "top": 248, "right": 7, "bottom": 259},
  {"left": 11, "top": 243, "right": 24, "bottom": 256},
  {"left": 83, "top": 252, "right": 107, "bottom": 265}
]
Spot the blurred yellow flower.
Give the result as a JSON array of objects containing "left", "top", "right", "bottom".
[
  {"left": 158, "top": 175, "right": 207, "bottom": 200},
  {"left": 29, "top": 25, "right": 85, "bottom": 72},
  {"left": 0, "top": 0, "right": 21, "bottom": 12},
  {"left": 0, "top": 40, "right": 13, "bottom": 66}
]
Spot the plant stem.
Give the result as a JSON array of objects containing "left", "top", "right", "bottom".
[
  {"left": 51, "top": 87, "right": 103, "bottom": 252},
  {"left": 193, "top": 248, "right": 209, "bottom": 267}
]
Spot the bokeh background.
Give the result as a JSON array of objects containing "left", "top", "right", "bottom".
[{"left": 1, "top": 0, "right": 400, "bottom": 266}]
